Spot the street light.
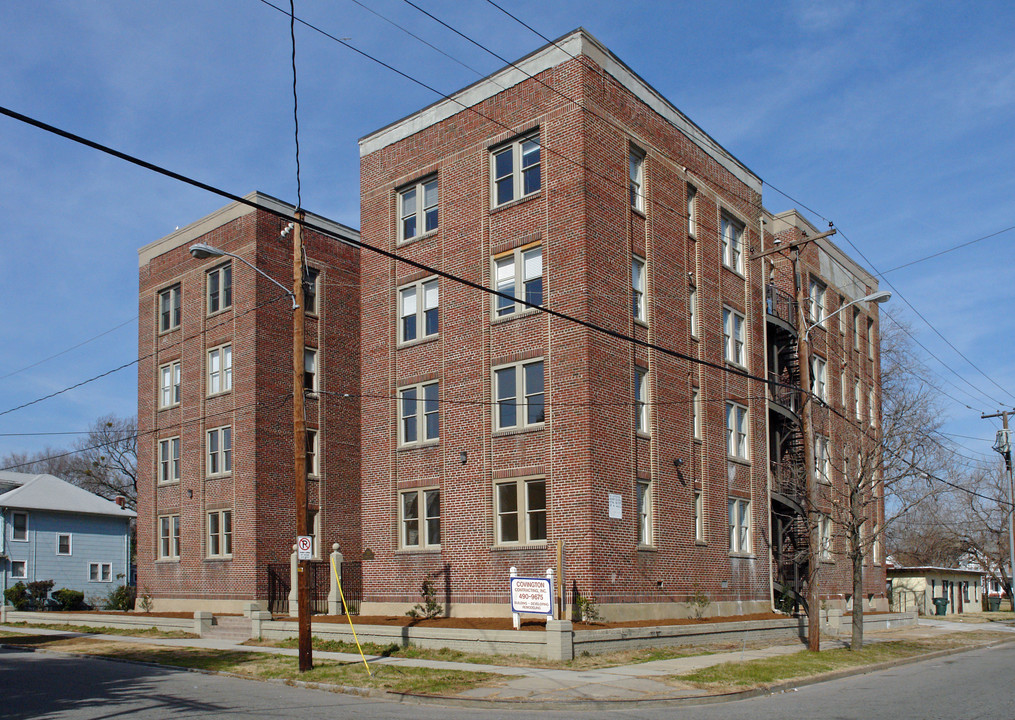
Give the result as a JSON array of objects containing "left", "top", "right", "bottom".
[
  {"left": 803, "top": 290, "right": 891, "bottom": 341},
  {"left": 189, "top": 231, "right": 312, "bottom": 671},
  {"left": 188, "top": 243, "right": 299, "bottom": 310}
]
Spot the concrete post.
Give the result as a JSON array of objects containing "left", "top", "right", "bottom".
[
  {"left": 194, "top": 611, "right": 214, "bottom": 637},
  {"left": 510, "top": 566, "right": 519, "bottom": 630},
  {"left": 251, "top": 610, "right": 273, "bottom": 639},
  {"left": 546, "top": 620, "right": 574, "bottom": 661},
  {"left": 327, "top": 543, "right": 344, "bottom": 615},
  {"left": 288, "top": 544, "right": 298, "bottom": 617}
]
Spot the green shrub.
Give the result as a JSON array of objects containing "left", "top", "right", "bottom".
[
  {"left": 104, "top": 584, "right": 136, "bottom": 611},
  {"left": 52, "top": 588, "right": 86, "bottom": 611},
  {"left": 26, "top": 580, "right": 54, "bottom": 609},
  {"left": 4, "top": 582, "right": 29, "bottom": 610}
]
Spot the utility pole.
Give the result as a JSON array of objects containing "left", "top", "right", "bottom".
[
  {"left": 293, "top": 210, "right": 312, "bottom": 672},
  {"left": 753, "top": 228, "right": 835, "bottom": 652},
  {"left": 983, "top": 409, "right": 1015, "bottom": 602}
]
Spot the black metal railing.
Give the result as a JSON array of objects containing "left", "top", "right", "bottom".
[
  {"left": 765, "top": 285, "right": 797, "bottom": 327},
  {"left": 266, "top": 559, "right": 363, "bottom": 615}
]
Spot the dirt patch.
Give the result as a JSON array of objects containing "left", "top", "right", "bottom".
[{"left": 307, "top": 611, "right": 787, "bottom": 632}]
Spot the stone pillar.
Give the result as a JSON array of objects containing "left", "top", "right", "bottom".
[
  {"left": 327, "top": 543, "right": 344, "bottom": 615},
  {"left": 546, "top": 619, "right": 574, "bottom": 661},
  {"left": 194, "top": 611, "right": 214, "bottom": 637},
  {"left": 288, "top": 544, "right": 298, "bottom": 617},
  {"left": 251, "top": 610, "right": 273, "bottom": 639}
]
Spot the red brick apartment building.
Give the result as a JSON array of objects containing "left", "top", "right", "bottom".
[
  {"left": 356, "top": 28, "right": 885, "bottom": 619},
  {"left": 136, "top": 193, "right": 360, "bottom": 612},
  {"left": 136, "top": 30, "right": 885, "bottom": 618}
]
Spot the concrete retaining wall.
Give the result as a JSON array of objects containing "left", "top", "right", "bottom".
[{"left": 1, "top": 609, "right": 200, "bottom": 635}]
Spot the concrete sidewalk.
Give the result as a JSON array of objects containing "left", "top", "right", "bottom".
[{"left": 2, "top": 618, "right": 1013, "bottom": 705}]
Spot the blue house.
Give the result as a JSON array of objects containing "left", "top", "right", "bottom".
[{"left": 0, "top": 471, "right": 135, "bottom": 603}]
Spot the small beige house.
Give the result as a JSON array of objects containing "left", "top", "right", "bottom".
[{"left": 887, "top": 565, "right": 983, "bottom": 615}]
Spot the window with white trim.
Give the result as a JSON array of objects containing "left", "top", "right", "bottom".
[
  {"left": 635, "top": 367, "right": 649, "bottom": 435},
  {"left": 726, "top": 402, "right": 749, "bottom": 461},
  {"left": 57, "top": 533, "right": 72, "bottom": 556},
  {"left": 11, "top": 512, "right": 27, "bottom": 541},
  {"left": 687, "top": 185, "right": 697, "bottom": 238},
  {"left": 207, "top": 264, "right": 232, "bottom": 314},
  {"left": 399, "top": 381, "right": 439, "bottom": 445},
  {"left": 809, "top": 278, "right": 827, "bottom": 325},
  {"left": 399, "top": 176, "right": 438, "bottom": 242},
  {"left": 811, "top": 356, "right": 827, "bottom": 402},
  {"left": 303, "top": 267, "right": 320, "bottom": 315},
  {"left": 400, "top": 488, "right": 440, "bottom": 550},
  {"left": 495, "top": 478, "right": 546, "bottom": 545},
  {"left": 159, "top": 361, "right": 181, "bottom": 409},
  {"left": 692, "top": 387, "right": 702, "bottom": 440},
  {"left": 728, "top": 498, "right": 750, "bottom": 553},
  {"left": 694, "top": 490, "right": 704, "bottom": 542},
  {"left": 89, "top": 562, "right": 112, "bottom": 582},
  {"left": 632, "top": 256, "right": 646, "bottom": 321},
  {"left": 689, "top": 279, "right": 699, "bottom": 338},
  {"left": 629, "top": 147, "right": 645, "bottom": 211},
  {"left": 491, "top": 133, "right": 540, "bottom": 206},
  {"left": 815, "top": 435, "right": 830, "bottom": 483},
  {"left": 841, "top": 370, "right": 848, "bottom": 408},
  {"left": 399, "top": 278, "right": 439, "bottom": 343},
  {"left": 720, "top": 213, "right": 744, "bottom": 273},
  {"left": 494, "top": 359, "right": 544, "bottom": 430},
  {"left": 207, "top": 426, "right": 232, "bottom": 476},
  {"left": 873, "top": 523, "right": 881, "bottom": 564},
  {"left": 306, "top": 508, "right": 321, "bottom": 559},
  {"left": 159, "top": 285, "right": 181, "bottom": 332},
  {"left": 820, "top": 515, "right": 833, "bottom": 559},
  {"left": 637, "top": 479, "right": 652, "bottom": 546},
  {"left": 853, "top": 309, "right": 861, "bottom": 350},
  {"left": 207, "top": 509, "right": 232, "bottom": 558},
  {"left": 868, "top": 388, "right": 876, "bottom": 426},
  {"left": 867, "top": 318, "right": 875, "bottom": 359},
  {"left": 306, "top": 429, "right": 318, "bottom": 476},
  {"left": 159, "top": 514, "right": 180, "bottom": 560},
  {"left": 158, "top": 437, "right": 180, "bottom": 484},
  {"left": 854, "top": 379, "right": 862, "bottom": 420},
  {"left": 207, "top": 344, "right": 232, "bottom": 395},
  {"left": 11, "top": 561, "right": 26, "bottom": 579},
  {"left": 493, "top": 245, "right": 542, "bottom": 317},
  {"left": 838, "top": 295, "right": 847, "bottom": 335},
  {"left": 304, "top": 348, "right": 317, "bottom": 392},
  {"left": 722, "top": 307, "right": 746, "bottom": 366}
]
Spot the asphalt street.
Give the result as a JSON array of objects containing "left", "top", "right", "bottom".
[{"left": 2, "top": 641, "right": 1014, "bottom": 720}]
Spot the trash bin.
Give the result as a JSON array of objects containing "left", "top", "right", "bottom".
[
  {"left": 988, "top": 597, "right": 1001, "bottom": 612},
  {"left": 933, "top": 597, "right": 949, "bottom": 616}
]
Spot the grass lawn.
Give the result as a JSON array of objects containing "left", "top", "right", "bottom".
[
  {"left": 1, "top": 621, "right": 196, "bottom": 639},
  {"left": 0, "top": 632, "right": 499, "bottom": 696},
  {"left": 675, "top": 631, "right": 1009, "bottom": 690}
]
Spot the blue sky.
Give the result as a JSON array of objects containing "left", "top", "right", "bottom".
[{"left": 1, "top": 1, "right": 1013, "bottom": 471}]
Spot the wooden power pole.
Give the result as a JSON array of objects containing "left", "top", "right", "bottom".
[
  {"left": 983, "top": 409, "right": 1015, "bottom": 601},
  {"left": 293, "top": 210, "right": 311, "bottom": 672}
]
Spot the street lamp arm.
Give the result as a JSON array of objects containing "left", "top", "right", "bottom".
[
  {"left": 189, "top": 243, "right": 299, "bottom": 310},
  {"left": 803, "top": 290, "right": 891, "bottom": 341}
]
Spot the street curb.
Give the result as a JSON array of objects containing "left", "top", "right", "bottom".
[{"left": 3, "top": 633, "right": 1014, "bottom": 710}]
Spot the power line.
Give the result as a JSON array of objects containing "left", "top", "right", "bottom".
[
  {"left": 0, "top": 316, "right": 137, "bottom": 381},
  {"left": 880, "top": 223, "right": 1015, "bottom": 276}
]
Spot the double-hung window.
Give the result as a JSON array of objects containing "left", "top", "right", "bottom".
[
  {"left": 811, "top": 356, "right": 827, "bottom": 402},
  {"left": 853, "top": 310, "right": 862, "bottom": 350},
  {"left": 722, "top": 307, "right": 746, "bottom": 366},
  {"left": 89, "top": 563, "right": 112, "bottom": 582},
  {"left": 692, "top": 388, "right": 702, "bottom": 440},
  {"left": 815, "top": 435, "right": 830, "bottom": 483},
  {"left": 492, "top": 133, "right": 540, "bottom": 206},
  {"left": 400, "top": 488, "right": 440, "bottom": 549},
  {"left": 495, "top": 478, "right": 546, "bottom": 545},
  {"left": 854, "top": 379, "right": 862, "bottom": 420},
  {"left": 207, "top": 510, "right": 232, "bottom": 558},
  {"left": 207, "top": 344, "right": 232, "bottom": 395},
  {"left": 728, "top": 498, "right": 750, "bottom": 553},
  {"left": 629, "top": 147, "right": 645, "bottom": 211},
  {"left": 159, "top": 285, "right": 181, "bottom": 332},
  {"left": 159, "top": 361, "right": 181, "bottom": 409},
  {"left": 820, "top": 515, "right": 833, "bottom": 559},
  {"left": 687, "top": 185, "right": 697, "bottom": 238},
  {"left": 399, "top": 382, "right": 439, "bottom": 445},
  {"left": 493, "top": 245, "right": 542, "bottom": 317},
  {"left": 494, "top": 359, "right": 544, "bottom": 430},
  {"left": 689, "top": 280, "right": 699, "bottom": 338},
  {"left": 636, "top": 479, "right": 652, "bottom": 546},
  {"left": 159, "top": 514, "right": 180, "bottom": 560},
  {"left": 867, "top": 318, "right": 875, "bottom": 359},
  {"left": 57, "top": 534, "right": 72, "bottom": 555},
  {"left": 304, "top": 348, "right": 318, "bottom": 392},
  {"left": 158, "top": 436, "right": 181, "bottom": 484},
  {"left": 207, "top": 264, "right": 232, "bottom": 314},
  {"left": 809, "top": 279, "right": 827, "bottom": 325},
  {"left": 726, "top": 402, "right": 749, "bottom": 461},
  {"left": 838, "top": 295, "right": 847, "bottom": 335},
  {"left": 632, "top": 256, "right": 646, "bottom": 321},
  {"left": 302, "top": 268, "right": 320, "bottom": 315},
  {"left": 868, "top": 388, "right": 876, "bottom": 426},
  {"left": 720, "top": 213, "right": 744, "bottom": 273},
  {"left": 634, "top": 367, "right": 649, "bottom": 435},
  {"left": 694, "top": 491, "right": 704, "bottom": 542},
  {"left": 207, "top": 426, "right": 232, "bottom": 476},
  {"left": 306, "top": 429, "right": 318, "bottom": 476},
  {"left": 398, "top": 278, "right": 439, "bottom": 343},
  {"left": 11, "top": 512, "right": 28, "bottom": 541},
  {"left": 399, "top": 177, "right": 438, "bottom": 242}
]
